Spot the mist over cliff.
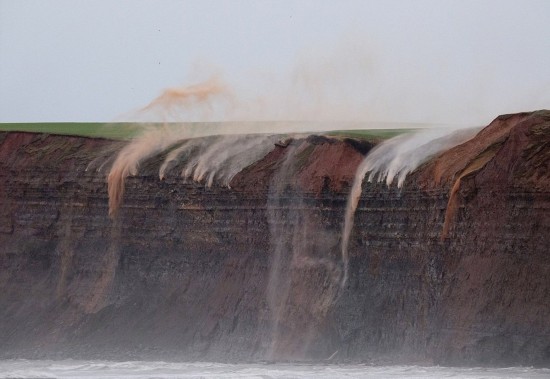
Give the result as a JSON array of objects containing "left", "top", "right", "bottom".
[{"left": 0, "top": 110, "right": 549, "bottom": 366}]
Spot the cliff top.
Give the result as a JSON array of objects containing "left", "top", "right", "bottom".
[
  {"left": 1, "top": 110, "right": 549, "bottom": 201},
  {"left": 414, "top": 110, "right": 550, "bottom": 192}
]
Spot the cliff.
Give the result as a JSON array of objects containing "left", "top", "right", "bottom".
[{"left": 0, "top": 110, "right": 549, "bottom": 366}]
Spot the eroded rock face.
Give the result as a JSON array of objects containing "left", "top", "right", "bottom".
[
  {"left": 408, "top": 110, "right": 550, "bottom": 365},
  {"left": 0, "top": 111, "right": 548, "bottom": 366}
]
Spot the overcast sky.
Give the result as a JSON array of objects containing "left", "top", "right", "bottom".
[{"left": 1, "top": 0, "right": 549, "bottom": 125}]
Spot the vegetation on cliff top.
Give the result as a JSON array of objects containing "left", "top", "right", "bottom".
[
  {"left": 0, "top": 122, "right": 410, "bottom": 141},
  {"left": 0, "top": 122, "right": 139, "bottom": 140}
]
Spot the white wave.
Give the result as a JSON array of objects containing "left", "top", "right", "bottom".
[{"left": 0, "top": 360, "right": 548, "bottom": 379}]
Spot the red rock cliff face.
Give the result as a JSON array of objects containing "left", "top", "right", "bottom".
[
  {"left": 408, "top": 110, "right": 550, "bottom": 364},
  {"left": 0, "top": 111, "right": 548, "bottom": 366}
]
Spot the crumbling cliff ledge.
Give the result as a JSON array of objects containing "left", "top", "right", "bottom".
[{"left": 0, "top": 110, "right": 549, "bottom": 366}]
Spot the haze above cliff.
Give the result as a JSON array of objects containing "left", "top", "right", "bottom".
[{"left": 2, "top": 2, "right": 549, "bottom": 125}]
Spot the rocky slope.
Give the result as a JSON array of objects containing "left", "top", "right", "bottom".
[{"left": 0, "top": 110, "right": 549, "bottom": 366}]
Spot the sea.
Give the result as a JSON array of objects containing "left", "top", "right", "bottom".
[{"left": 0, "top": 360, "right": 548, "bottom": 379}]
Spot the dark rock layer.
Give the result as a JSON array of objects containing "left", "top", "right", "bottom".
[{"left": 0, "top": 111, "right": 549, "bottom": 366}]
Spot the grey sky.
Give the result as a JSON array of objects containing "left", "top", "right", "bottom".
[{"left": 1, "top": 0, "right": 549, "bottom": 124}]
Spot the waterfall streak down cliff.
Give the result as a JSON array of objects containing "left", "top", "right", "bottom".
[
  {"left": 265, "top": 141, "right": 344, "bottom": 360},
  {"left": 108, "top": 128, "right": 278, "bottom": 216},
  {"left": 1, "top": 110, "right": 549, "bottom": 366},
  {"left": 340, "top": 127, "right": 480, "bottom": 285}
]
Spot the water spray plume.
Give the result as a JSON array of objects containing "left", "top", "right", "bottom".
[
  {"left": 108, "top": 127, "right": 180, "bottom": 217},
  {"left": 265, "top": 142, "right": 343, "bottom": 359},
  {"left": 340, "top": 126, "right": 480, "bottom": 286},
  {"left": 108, "top": 130, "right": 278, "bottom": 216},
  {"left": 139, "top": 77, "right": 231, "bottom": 120},
  {"left": 167, "top": 134, "right": 277, "bottom": 187},
  {"left": 107, "top": 77, "right": 231, "bottom": 217}
]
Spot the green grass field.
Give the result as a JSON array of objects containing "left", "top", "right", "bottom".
[
  {"left": 0, "top": 122, "right": 411, "bottom": 141},
  {"left": 0, "top": 122, "right": 140, "bottom": 139},
  {"left": 325, "top": 128, "right": 412, "bottom": 139}
]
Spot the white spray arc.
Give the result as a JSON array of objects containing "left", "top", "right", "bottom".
[
  {"left": 108, "top": 126, "right": 181, "bottom": 217},
  {"left": 107, "top": 128, "right": 279, "bottom": 217},
  {"left": 106, "top": 78, "right": 289, "bottom": 217},
  {"left": 181, "top": 134, "right": 277, "bottom": 187},
  {"left": 340, "top": 126, "right": 480, "bottom": 286}
]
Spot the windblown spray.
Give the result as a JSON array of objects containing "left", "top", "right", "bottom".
[
  {"left": 340, "top": 127, "right": 479, "bottom": 286},
  {"left": 265, "top": 140, "right": 344, "bottom": 360},
  {"left": 107, "top": 78, "right": 232, "bottom": 217}
]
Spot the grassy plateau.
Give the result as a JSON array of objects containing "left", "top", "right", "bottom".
[
  {"left": 0, "top": 122, "right": 139, "bottom": 140},
  {"left": 0, "top": 122, "right": 412, "bottom": 141}
]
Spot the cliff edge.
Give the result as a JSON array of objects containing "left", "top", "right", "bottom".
[{"left": 0, "top": 111, "right": 548, "bottom": 366}]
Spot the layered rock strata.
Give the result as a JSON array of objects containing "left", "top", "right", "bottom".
[{"left": 0, "top": 110, "right": 548, "bottom": 366}]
